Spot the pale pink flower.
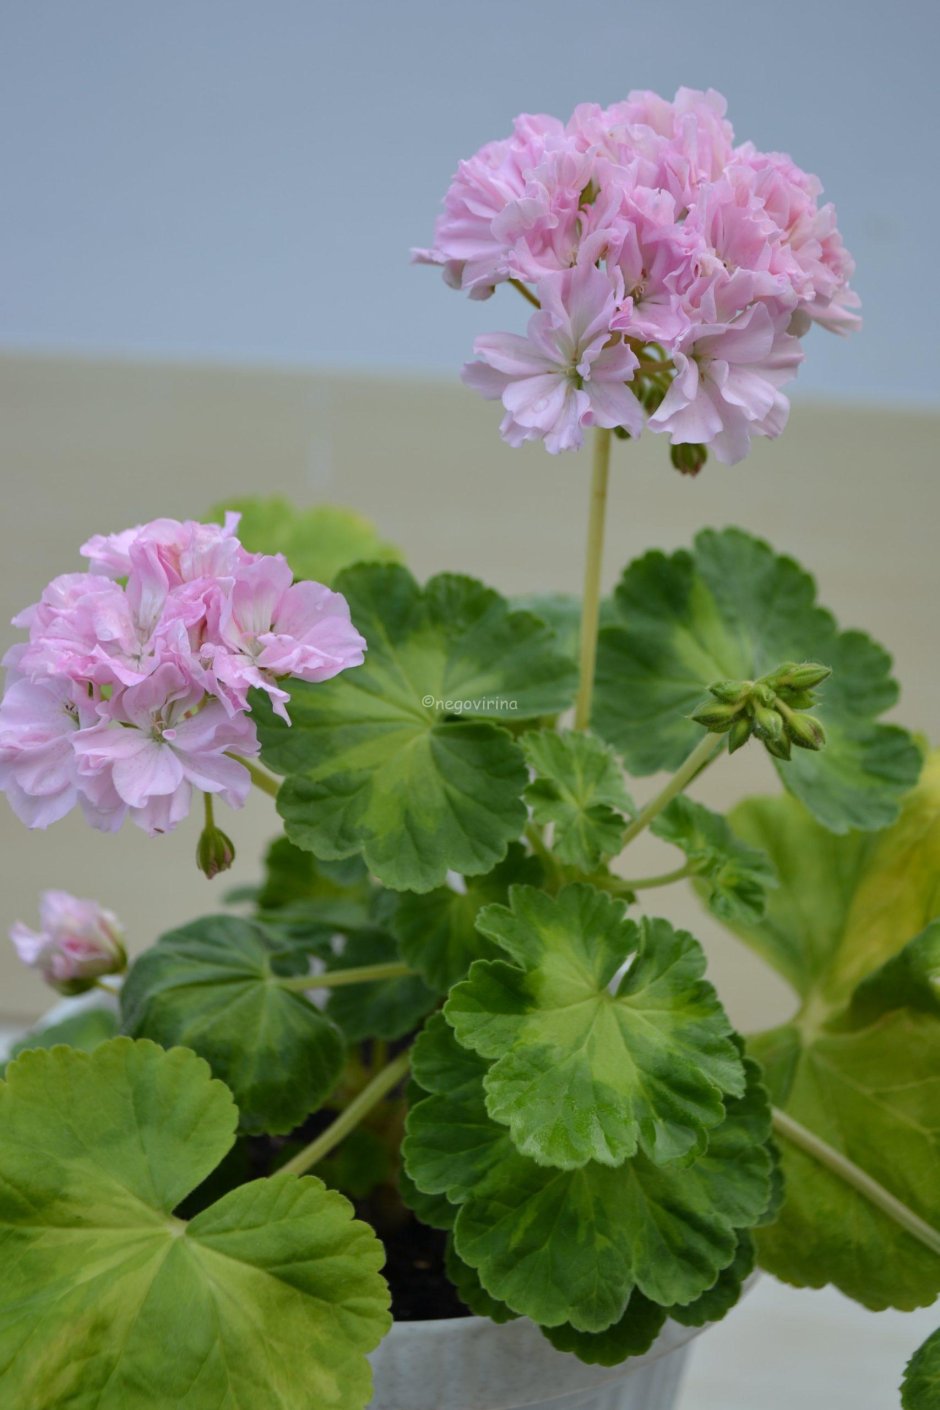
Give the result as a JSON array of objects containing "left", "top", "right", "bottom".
[
  {"left": 649, "top": 301, "right": 804, "bottom": 464},
  {"left": 3, "top": 516, "right": 366, "bottom": 842},
  {"left": 10, "top": 890, "right": 126, "bottom": 994},
  {"left": 604, "top": 188, "right": 692, "bottom": 344},
  {"left": 418, "top": 88, "right": 860, "bottom": 467},
  {"left": 206, "top": 555, "right": 367, "bottom": 719},
  {"left": 73, "top": 662, "right": 258, "bottom": 835},
  {"left": 413, "top": 113, "right": 587, "bottom": 295},
  {"left": 680, "top": 171, "right": 804, "bottom": 321},
  {"left": 731, "top": 145, "right": 861, "bottom": 332},
  {"left": 573, "top": 88, "right": 735, "bottom": 209},
  {"left": 462, "top": 261, "right": 643, "bottom": 453},
  {"left": 81, "top": 512, "right": 250, "bottom": 584},
  {"left": 0, "top": 675, "right": 103, "bottom": 829}
]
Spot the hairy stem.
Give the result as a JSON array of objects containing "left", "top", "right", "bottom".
[
  {"left": 278, "top": 1050, "right": 412, "bottom": 1176},
  {"left": 619, "top": 733, "right": 724, "bottom": 848},
  {"left": 616, "top": 862, "right": 695, "bottom": 891},
  {"left": 278, "top": 961, "right": 415, "bottom": 992},
  {"left": 772, "top": 1107, "right": 940, "bottom": 1258},
  {"left": 574, "top": 426, "right": 613, "bottom": 730},
  {"left": 509, "top": 276, "right": 541, "bottom": 309},
  {"left": 233, "top": 755, "right": 281, "bottom": 798}
]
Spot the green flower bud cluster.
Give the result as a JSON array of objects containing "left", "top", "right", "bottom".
[{"left": 690, "top": 661, "right": 831, "bottom": 761}]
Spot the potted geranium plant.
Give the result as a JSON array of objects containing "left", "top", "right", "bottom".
[{"left": 1, "top": 87, "right": 937, "bottom": 1410}]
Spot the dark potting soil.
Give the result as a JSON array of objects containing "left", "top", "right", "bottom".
[{"left": 368, "top": 1212, "right": 470, "bottom": 1322}]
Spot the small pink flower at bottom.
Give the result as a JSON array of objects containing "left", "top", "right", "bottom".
[
  {"left": 10, "top": 890, "right": 126, "bottom": 994},
  {"left": 462, "top": 261, "right": 643, "bottom": 454}
]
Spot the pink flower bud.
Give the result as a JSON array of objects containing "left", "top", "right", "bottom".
[{"left": 9, "top": 890, "right": 126, "bottom": 994}]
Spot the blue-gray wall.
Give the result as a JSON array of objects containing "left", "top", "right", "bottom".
[{"left": 1, "top": 0, "right": 935, "bottom": 403}]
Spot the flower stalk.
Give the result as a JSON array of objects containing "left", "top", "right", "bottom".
[
  {"left": 278, "top": 1049, "right": 412, "bottom": 1177},
  {"left": 618, "top": 731, "right": 724, "bottom": 849},
  {"left": 278, "top": 961, "right": 416, "bottom": 992},
  {"left": 573, "top": 426, "right": 613, "bottom": 730},
  {"left": 237, "top": 755, "right": 281, "bottom": 798},
  {"left": 771, "top": 1107, "right": 940, "bottom": 1258}
]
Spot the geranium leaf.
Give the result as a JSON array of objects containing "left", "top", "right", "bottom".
[
  {"left": 903, "top": 1328, "right": 940, "bottom": 1410},
  {"left": 523, "top": 730, "right": 634, "bottom": 871},
  {"left": 5, "top": 1006, "right": 118, "bottom": 1071},
  {"left": 511, "top": 592, "right": 581, "bottom": 664},
  {"left": 325, "top": 929, "right": 436, "bottom": 1042},
  {"left": 728, "top": 755, "right": 940, "bottom": 1309},
  {"left": 444, "top": 1237, "right": 518, "bottom": 1323},
  {"left": 403, "top": 1016, "right": 772, "bottom": 1331},
  {"left": 541, "top": 1293, "right": 667, "bottom": 1366},
  {"left": 404, "top": 1015, "right": 508, "bottom": 1202},
  {"left": 248, "top": 838, "right": 374, "bottom": 951},
  {"left": 752, "top": 1015, "right": 940, "bottom": 1310},
  {"left": 849, "top": 920, "right": 940, "bottom": 1024},
  {"left": 593, "top": 528, "right": 920, "bottom": 833},
  {"left": 668, "top": 1231, "right": 755, "bottom": 1328},
  {"left": 210, "top": 496, "right": 401, "bottom": 584},
  {"left": 446, "top": 885, "right": 745, "bottom": 1168},
  {"left": 258, "top": 836, "right": 372, "bottom": 914},
  {"left": 255, "top": 564, "right": 577, "bottom": 891},
  {"left": 728, "top": 752, "right": 940, "bottom": 1003},
  {"left": 0, "top": 1040, "right": 390, "bottom": 1410},
  {"left": 387, "top": 843, "right": 542, "bottom": 992},
  {"left": 652, "top": 795, "right": 777, "bottom": 925},
  {"left": 121, "top": 915, "right": 345, "bottom": 1135},
  {"left": 397, "top": 1162, "right": 456, "bottom": 1233}
]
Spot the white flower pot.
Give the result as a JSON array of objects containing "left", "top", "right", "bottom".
[{"left": 367, "top": 1312, "right": 700, "bottom": 1410}]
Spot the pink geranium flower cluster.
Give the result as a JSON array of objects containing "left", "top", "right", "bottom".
[
  {"left": 415, "top": 88, "right": 860, "bottom": 462},
  {"left": 0, "top": 515, "right": 366, "bottom": 835}
]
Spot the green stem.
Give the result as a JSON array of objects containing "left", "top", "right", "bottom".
[
  {"left": 771, "top": 1107, "right": 940, "bottom": 1259},
  {"left": 232, "top": 755, "right": 281, "bottom": 798},
  {"left": 619, "top": 733, "right": 723, "bottom": 848},
  {"left": 278, "top": 1050, "right": 412, "bottom": 1177},
  {"left": 278, "top": 961, "right": 416, "bottom": 992},
  {"left": 617, "top": 862, "right": 695, "bottom": 891},
  {"left": 525, "top": 823, "right": 557, "bottom": 873},
  {"left": 574, "top": 427, "right": 613, "bottom": 731},
  {"left": 509, "top": 276, "right": 540, "bottom": 309},
  {"left": 203, "top": 790, "right": 215, "bottom": 829}
]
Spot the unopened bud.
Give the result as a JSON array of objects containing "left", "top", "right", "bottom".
[
  {"left": 691, "top": 700, "right": 741, "bottom": 732},
  {"left": 773, "top": 662, "right": 832, "bottom": 693},
  {"left": 640, "top": 381, "right": 669, "bottom": 413},
  {"left": 708, "top": 679, "right": 752, "bottom": 704},
  {"left": 613, "top": 425, "right": 632, "bottom": 441},
  {"left": 752, "top": 704, "right": 785, "bottom": 743},
  {"left": 764, "top": 732, "right": 792, "bottom": 761},
  {"left": 728, "top": 717, "right": 753, "bottom": 754},
  {"left": 670, "top": 442, "right": 708, "bottom": 476},
  {"left": 752, "top": 683, "right": 778, "bottom": 708},
  {"left": 782, "top": 689, "right": 816, "bottom": 710},
  {"left": 785, "top": 712, "right": 827, "bottom": 751},
  {"left": 197, "top": 824, "right": 236, "bottom": 880}
]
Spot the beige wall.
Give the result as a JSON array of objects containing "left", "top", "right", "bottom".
[{"left": 1, "top": 353, "right": 936, "bottom": 1025}]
